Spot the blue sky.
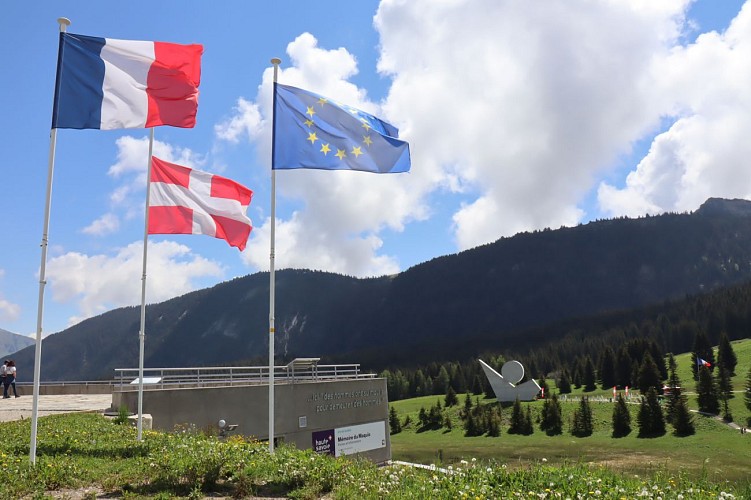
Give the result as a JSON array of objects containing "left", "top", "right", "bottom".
[{"left": 1, "top": 0, "right": 749, "bottom": 337}]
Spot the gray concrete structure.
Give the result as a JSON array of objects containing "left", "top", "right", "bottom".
[{"left": 112, "top": 376, "right": 390, "bottom": 463}]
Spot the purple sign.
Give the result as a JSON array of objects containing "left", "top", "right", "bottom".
[{"left": 312, "top": 429, "right": 335, "bottom": 456}]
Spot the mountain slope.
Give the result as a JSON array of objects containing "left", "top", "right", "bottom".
[
  {"left": 0, "top": 328, "right": 34, "bottom": 358},
  {"left": 13, "top": 197, "right": 751, "bottom": 381}
]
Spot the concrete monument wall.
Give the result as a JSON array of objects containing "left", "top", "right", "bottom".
[{"left": 112, "top": 377, "right": 390, "bottom": 463}]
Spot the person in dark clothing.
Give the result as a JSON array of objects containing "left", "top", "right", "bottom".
[{"left": 3, "top": 360, "right": 18, "bottom": 398}]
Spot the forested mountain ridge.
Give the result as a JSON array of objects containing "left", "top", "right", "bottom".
[{"left": 12, "top": 197, "right": 751, "bottom": 381}]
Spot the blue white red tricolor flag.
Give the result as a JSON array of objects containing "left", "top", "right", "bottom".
[
  {"left": 697, "top": 357, "right": 712, "bottom": 367},
  {"left": 52, "top": 33, "right": 203, "bottom": 130},
  {"left": 148, "top": 157, "right": 253, "bottom": 251}
]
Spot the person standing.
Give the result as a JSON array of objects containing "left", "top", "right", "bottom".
[
  {"left": 0, "top": 361, "right": 6, "bottom": 398},
  {"left": 3, "top": 360, "right": 18, "bottom": 398}
]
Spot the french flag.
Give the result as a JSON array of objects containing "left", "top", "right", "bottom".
[
  {"left": 148, "top": 157, "right": 253, "bottom": 251},
  {"left": 52, "top": 33, "right": 202, "bottom": 130}
]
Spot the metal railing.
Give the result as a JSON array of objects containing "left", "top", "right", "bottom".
[
  {"left": 113, "top": 363, "right": 375, "bottom": 391},
  {"left": 15, "top": 380, "right": 114, "bottom": 387}
]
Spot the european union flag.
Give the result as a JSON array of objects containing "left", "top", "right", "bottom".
[{"left": 272, "top": 83, "right": 410, "bottom": 173}]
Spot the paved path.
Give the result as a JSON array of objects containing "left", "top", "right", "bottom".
[{"left": 0, "top": 394, "right": 112, "bottom": 423}]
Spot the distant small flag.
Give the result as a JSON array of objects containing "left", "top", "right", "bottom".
[
  {"left": 148, "top": 157, "right": 253, "bottom": 251},
  {"left": 613, "top": 386, "right": 616, "bottom": 398},
  {"left": 697, "top": 357, "right": 712, "bottom": 368},
  {"left": 540, "top": 386, "right": 544, "bottom": 399},
  {"left": 53, "top": 33, "right": 203, "bottom": 129},
  {"left": 272, "top": 83, "right": 410, "bottom": 173},
  {"left": 625, "top": 386, "right": 629, "bottom": 396}
]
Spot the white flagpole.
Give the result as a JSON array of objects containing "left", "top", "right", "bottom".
[
  {"left": 30, "top": 16, "right": 71, "bottom": 465},
  {"left": 268, "top": 57, "right": 281, "bottom": 453},
  {"left": 137, "top": 128, "right": 156, "bottom": 441}
]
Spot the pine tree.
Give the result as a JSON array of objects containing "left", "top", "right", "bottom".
[
  {"left": 523, "top": 406, "right": 534, "bottom": 435},
  {"left": 571, "top": 396, "right": 593, "bottom": 437},
  {"left": 671, "top": 394, "right": 695, "bottom": 437},
  {"left": 444, "top": 386, "right": 458, "bottom": 407},
  {"left": 434, "top": 366, "right": 450, "bottom": 395},
  {"left": 648, "top": 340, "right": 668, "bottom": 381},
  {"left": 450, "top": 364, "right": 468, "bottom": 394},
  {"left": 412, "top": 369, "right": 427, "bottom": 397},
  {"left": 389, "top": 406, "right": 402, "bottom": 434},
  {"left": 717, "top": 332, "right": 738, "bottom": 376},
  {"left": 471, "top": 375, "right": 484, "bottom": 395},
  {"left": 611, "top": 393, "right": 631, "bottom": 438},
  {"left": 572, "top": 363, "right": 582, "bottom": 389},
  {"left": 464, "top": 412, "right": 479, "bottom": 437},
  {"left": 637, "top": 351, "right": 662, "bottom": 394},
  {"left": 696, "top": 365, "right": 720, "bottom": 414},
  {"left": 487, "top": 407, "right": 501, "bottom": 437},
  {"left": 540, "top": 398, "right": 551, "bottom": 432},
  {"left": 616, "top": 347, "right": 632, "bottom": 388},
  {"left": 664, "top": 353, "right": 682, "bottom": 425},
  {"left": 402, "top": 415, "right": 412, "bottom": 429},
  {"left": 462, "top": 392, "right": 473, "bottom": 419},
  {"left": 717, "top": 365, "right": 733, "bottom": 422},
  {"left": 598, "top": 347, "right": 617, "bottom": 389},
  {"left": 443, "top": 413, "right": 453, "bottom": 431},
  {"left": 583, "top": 357, "right": 597, "bottom": 392},
  {"left": 540, "top": 393, "right": 563, "bottom": 436},
  {"left": 418, "top": 406, "right": 428, "bottom": 428},
  {"left": 383, "top": 369, "right": 410, "bottom": 401},
  {"left": 508, "top": 398, "right": 524, "bottom": 435},
  {"left": 558, "top": 369, "right": 572, "bottom": 394},
  {"left": 637, "top": 388, "right": 665, "bottom": 438}
]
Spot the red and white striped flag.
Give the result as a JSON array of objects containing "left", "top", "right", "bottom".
[{"left": 148, "top": 157, "right": 253, "bottom": 250}]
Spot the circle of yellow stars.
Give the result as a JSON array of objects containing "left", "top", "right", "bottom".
[{"left": 302, "top": 97, "right": 373, "bottom": 162}]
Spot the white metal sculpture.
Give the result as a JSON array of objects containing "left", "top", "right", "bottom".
[{"left": 479, "top": 359, "right": 541, "bottom": 402}]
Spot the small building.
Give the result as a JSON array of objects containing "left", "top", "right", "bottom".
[{"left": 112, "top": 359, "right": 390, "bottom": 463}]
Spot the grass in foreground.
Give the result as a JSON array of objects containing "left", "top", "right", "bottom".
[{"left": 0, "top": 412, "right": 748, "bottom": 499}]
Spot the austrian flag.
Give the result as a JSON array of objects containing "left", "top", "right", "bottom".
[{"left": 148, "top": 157, "right": 253, "bottom": 251}]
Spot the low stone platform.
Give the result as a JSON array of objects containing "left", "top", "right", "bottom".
[{"left": 0, "top": 394, "right": 112, "bottom": 423}]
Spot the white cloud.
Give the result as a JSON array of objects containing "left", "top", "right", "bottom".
[
  {"left": 242, "top": 211, "right": 400, "bottom": 277},
  {"left": 82, "top": 136, "right": 207, "bottom": 230},
  {"left": 598, "top": 2, "right": 751, "bottom": 215},
  {"left": 375, "top": 0, "right": 696, "bottom": 249},
  {"left": 82, "top": 213, "right": 120, "bottom": 236},
  {"left": 0, "top": 269, "right": 21, "bottom": 322},
  {"left": 108, "top": 136, "right": 206, "bottom": 177},
  {"left": 214, "top": 97, "right": 264, "bottom": 144},
  {"left": 0, "top": 299, "right": 20, "bottom": 323},
  {"left": 217, "top": 0, "right": 750, "bottom": 276},
  {"left": 217, "top": 32, "right": 430, "bottom": 277},
  {"left": 46, "top": 241, "right": 224, "bottom": 327}
]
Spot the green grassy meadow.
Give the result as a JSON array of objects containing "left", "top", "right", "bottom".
[
  {"left": 389, "top": 338, "right": 751, "bottom": 485},
  {"left": 0, "top": 341, "right": 747, "bottom": 497},
  {"left": 0, "top": 412, "right": 746, "bottom": 498}
]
